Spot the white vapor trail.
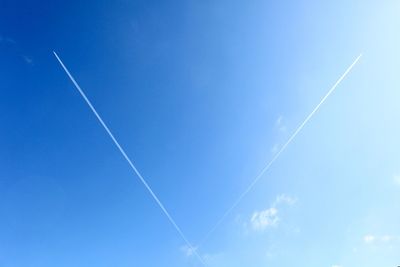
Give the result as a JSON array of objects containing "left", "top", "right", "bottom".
[
  {"left": 53, "top": 52, "right": 206, "bottom": 266},
  {"left": 197, "top": 54, "right": 363, "bottom": 248}
]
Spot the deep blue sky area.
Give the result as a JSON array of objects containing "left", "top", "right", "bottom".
[{"left": 1, "top": 1, "right": 400, "bottom": 267}]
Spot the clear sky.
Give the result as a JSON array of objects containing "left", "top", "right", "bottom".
[{"left": 1, "top": 1, "right": 400, "bottom": 266}]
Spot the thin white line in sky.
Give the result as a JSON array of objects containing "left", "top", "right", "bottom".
[
  {"left": 197, "top": 53, "right": 363, "bottom": 248},
  {"left": 53, "top": 51, "right": 206, "bottom": 266}
]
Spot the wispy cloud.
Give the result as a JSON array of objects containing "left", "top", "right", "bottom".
[
  {"left": 251, "top": 207, "right": 279, "bottom": 231},
  {"left": 275, "top": 115, "right": 287, "bottom": 133},
  {"left": 270, "top": 143, "right": 280, "bottom": 154},
  {"left": 271, "top": 116, "right": 287, "bottom": 155},
  {"left": 22, "top": 55, "right": 33, "bottom": 65},
  {"left": 180, "top": 245, "right": 198, "bottom": 257},
  {"left": 363, "top": 234, "right": 399, "bottom": 245},
  {"left": 273, "top": 194, "right": 297, "bottom": 207},
  {"left": 271, "top": 116, "right": 287, "bottom": 154},
  {"left": 332, "top": 265, "right": 342, "bottom": 267},
  {"left": 248, "top": 194, "right": 297, "bottom": 232},
  {"left": 1, "top": 35, "right": 33, "bottom": 65},
  {"left": 0, "top": 35, "right": 16, "bottom": 44},
  {"left": 363, "top": 234, "right": 376, "bottom": 244}
]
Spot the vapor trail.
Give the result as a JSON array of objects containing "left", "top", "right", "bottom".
[
  {"left": 53, "top": 52, "right": 206, "bottom": 266},
  {"left": 197, "top": 54, "right": 363, "bottom": 248}
]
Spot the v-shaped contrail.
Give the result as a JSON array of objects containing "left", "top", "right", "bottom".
[
  {"left": 197, "top": 54, "right": 363, "bottom": 248},
  {"left": 53, "top": 52, "right": 206, "bottom": 266}
]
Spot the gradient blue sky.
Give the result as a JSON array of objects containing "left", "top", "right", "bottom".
[{"left": 1, "top": 1, "right": 400, "bottom": 266}]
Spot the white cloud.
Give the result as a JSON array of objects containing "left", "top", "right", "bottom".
[
  {"left": 332, "top": 265, "right": 342, "bottom": 267},
  {"left": 251, "top": 207, "right": 279, "bottom": 231},
  {"left": 246, "top": 194, "right": 297, "bottom": 232}
]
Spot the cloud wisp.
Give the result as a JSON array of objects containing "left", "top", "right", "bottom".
[
  {"left": 248, "top": 194, "right": 297, "bottom": 232},
  {"left": 275, "top": 115, "right": 287, "bottom": 133},
  {"left": 197, "top": 54, "right": 363, "bottom": 248},
  {"left": 250, "top": 207, "right": 279, "bottom": 231},
  {"left": 180, "top": 245, "right": 199, "bottom": 257},
  {"left": 271, "top": 116, "right": 287, "bottom": 154},
  {"left": 53, "top": 52, "right": 206, "bottom": 266},
  {"left": 273, "top": 194, "right": 297, "bottom": 207},
  {"left": 22, "top": 55, "right": 33, "bottom": 65},
  {"left": 0, "top": 35, "right": 16, "bottom": 44},
  {"left": 363, "top": 234, "right": 399, "bottom": 245},
  {"left": 0, "top": 35, "right": 33, "bottom": 65}
]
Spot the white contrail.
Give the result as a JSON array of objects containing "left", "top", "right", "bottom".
[
  {"left": 53, "top": 52, "right": 206, "bottom": 266},
  {"left": 197, "top": 54, "right": 363, "bottom": 248}
]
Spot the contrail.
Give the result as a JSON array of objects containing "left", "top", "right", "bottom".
[
  {"left": 53, "top": 52, "right": 206, "bottom": 266},
  {"left": 197, "top": 54, "right": 363, "bottom": 248}
]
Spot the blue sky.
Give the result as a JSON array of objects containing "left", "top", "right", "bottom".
[{"left": 1, "top": 0, "right": 400, "bottom": 266}]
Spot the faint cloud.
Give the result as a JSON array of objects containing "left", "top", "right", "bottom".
[
  {"left": 271, "top": 115, "right": 288, "bottom": 154},
  {"left": 22, "top": 55, "right": 33, "bottom": 65},
  {"left": 180, "top": 245, "right": 198, "bottom": 257},
  {"left": 381, "top": 235, "right": 395, "bottom": 242},
  {"left": 247, "top": 194, "right": 297, "bottom": 232},
  {"left": 363, "top": 234, "right": 398, "bottom": 245},
  {"left": 394, "top": 174, "right": 400, "bottom": 186},
  {"left": 363, "top": 235, "right": 375, "bottom": 244},
  {"left": 0, "top": 35, "right": 16, "bottom": 44},
  {"left": 180, "top": 246, "right": 225, "bottom": 266},
  {"left": 1, "top": 36, "right": 33, "bottom": 65},
  {"left": 251, "top": 207, "right": 279, "bottom": 231},
  {"left": 275, "top": 115, "right": 287, "bottom": 132},
  {"left": 332, "top": 265, "right": 342, "bottom": 267},
  {"left": 270, "top": 143, "right": 279, "bottom": 154},
  {"left": 273, "top": 194, "right": 297, "bottom": 207},
  {"left": 276, "top": 115, "right": 283, "bottom": 126}
]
